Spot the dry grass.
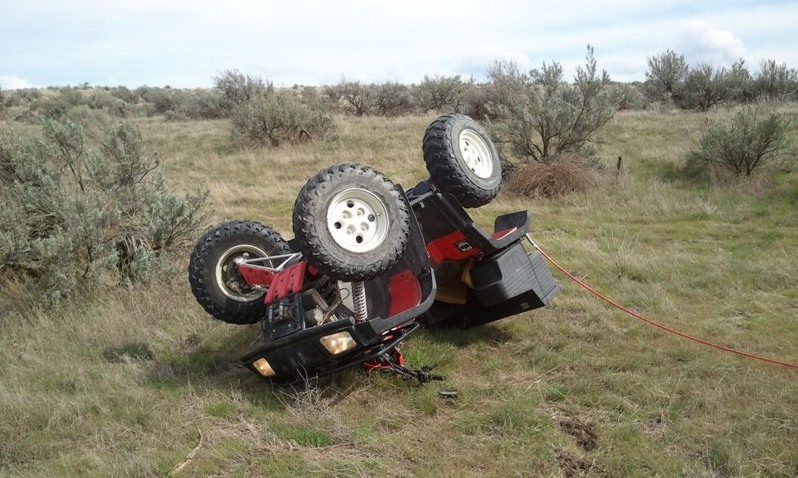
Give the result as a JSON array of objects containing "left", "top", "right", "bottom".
[
  {"left": 505, "top": 155, "right": 598, "bottom": 198},
  {"left": 2, "top": 109, "right": 798, "bottom": 477}
]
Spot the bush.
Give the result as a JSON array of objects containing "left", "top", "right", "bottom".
[
  {"left": 644, "top": 50, "right": 688, "bottom": 104},
  {"left": 108, "top": 86, "right": 140, "bottom": 105},
  {"left": 138, "top": 87, "right": 183, "bottom": 117},
  {"left": 678, "top": 64, "right": 731, "bottom": 112},
  {"left": 488, "top": 46, "right": 619, "bottom": 163},
  {"left": 326, "top": 80, "right": 374, "bottom": 116},
  {"left": 685, "top": 108, "right": 793, "bottom": 179},
  {"left": 727, "top": 59, "right": 756, "bottom": 104},
  {"left": 374, "top": 82, "right": 415, "bottom": 116},
  {"left": 0, "top": 118, "right": 207, "bottom": 307},
  {"left": 460, "top": 82, "right": 500, "bottom": 120},
  {"left": 178, "top": 89, "right": 226, "bottom": 120},
  {"left": 230, "top": 83, "right": 333, "bottom": 148},
  {"left": 615, "top": 82, "right": 648, "bottom": 111},
  {"left": 2, "top": 88, "right": 41, "bottom": 109},
  {"left": 415, "top": 75, "right": 467, "bottom": 112},
  {"left": 214, "top": 69, "right": 266, "bottom": 115},
  {"left": 132, "top": 87, "right": 225, "bottom": 120},
  {"left": 753, "top": 60, "right": 798, "bottom": 102}
]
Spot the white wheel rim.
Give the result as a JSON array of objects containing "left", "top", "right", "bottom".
[
  {"left": 215, "top": 244, "right": 269, "bottom": 302},
  {"left": 459, "top": 129, "right": 494, "bottom": 179},
  {"left": 326, "top": 188, "right": 390, "bottom": 253}
]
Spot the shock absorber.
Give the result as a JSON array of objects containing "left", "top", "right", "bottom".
[{"left": 351, "top": 281, "right": 367, "bottom": 322}]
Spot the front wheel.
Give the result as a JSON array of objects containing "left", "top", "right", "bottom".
[
  {"left": 292, "top": 163, "right": 410, "bottom": 282},
  {"left": 188, "top": 220, "right": 292, "bottom": 324},
  {"left": 423, "top": 113, "right": 502, "bottom": 208}
]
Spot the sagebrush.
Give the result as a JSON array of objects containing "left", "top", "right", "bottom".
[
  {"left": 685, "top": 108, "right": 793, "bottom": 179},
  {"left": 0, "top": 118, "right": 207, "bottom": 307},
  {"left": 488, "top": 46, "right": 619, "bottom": 163}
]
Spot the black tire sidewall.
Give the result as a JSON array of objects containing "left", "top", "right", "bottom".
[
  {"left": 293, "top": 164, "right": 409, "bottom": 282},
  {"left": 423, "top": 114, "right": 502, "bottom": 208},
  {"left": 188, "top": 221, "right": 290, "bottom": 324}
]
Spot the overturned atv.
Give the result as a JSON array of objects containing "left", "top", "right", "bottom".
[{"left": 188, "top": 114, "right": 558, "bottom": 382}]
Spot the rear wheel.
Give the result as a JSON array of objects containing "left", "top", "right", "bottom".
[
  {"left": 292, "top": 163, "right": 410, "bottom": 282},
  {"left": 423, "top": 113, "right": 502, "bottom": 208},
  {"left": 188, "top": 220, "right": 292, "bottom": 324}
]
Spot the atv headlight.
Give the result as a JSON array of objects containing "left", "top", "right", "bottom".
[
  {"left": 320, "top": 331, "right": 357, "bottom": 355},
  {"left": 252, "top": 358, "right": 276, "bottom": 377}
]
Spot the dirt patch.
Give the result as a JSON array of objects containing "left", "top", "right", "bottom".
[
  {"left": 559, "top": 416, "right": 598, "bottom": 452},
  {"left": 557, "top": 449, "right": 590, "bottom": 478}
]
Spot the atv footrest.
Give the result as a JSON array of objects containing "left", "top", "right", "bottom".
[
  {"left": 265, "top": 261, "right": 307, "bottom": 305},
  {"left": 413, "top": 191, "right": 530, "bottom": 260}
]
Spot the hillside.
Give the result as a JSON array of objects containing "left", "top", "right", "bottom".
[{"left": 1, "top": 110, "right": 797, "bottom": 477}]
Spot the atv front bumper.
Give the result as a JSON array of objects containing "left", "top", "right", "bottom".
[
  {"left": 241, "top": 199, "right": 437, "bottom": 382},
  {"left": 241, "top": 317, "right": 420, "bottom": 381}
]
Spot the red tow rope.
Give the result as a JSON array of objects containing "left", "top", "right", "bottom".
[{"left": 529, "top": 237, "right": 798, "bottom": 370}]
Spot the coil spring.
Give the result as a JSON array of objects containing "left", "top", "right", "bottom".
[{"left": 352, "top": 281, "right": 367, "bottom": 322}]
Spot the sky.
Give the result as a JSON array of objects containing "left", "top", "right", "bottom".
[{"left": 1, "top": 0, "right": 797, "bottom": 90}]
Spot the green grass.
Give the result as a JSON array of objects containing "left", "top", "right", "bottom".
[{"left": 2, "top": 108, "right": 798, "bottom": 476}]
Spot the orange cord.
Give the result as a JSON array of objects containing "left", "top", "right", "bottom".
[{"left": 529, "top": 238, "right": 798, "bottom": 370}]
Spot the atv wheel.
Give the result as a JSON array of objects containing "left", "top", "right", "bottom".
[
  {"left": 293, "top": 163, "right": 410, "bottom": 282},
  {"left": 188, "top": 220, "right": 292, "bottom": 324},
  {"left": 423, "top": 113, "right": 502, "bottom": 208}
]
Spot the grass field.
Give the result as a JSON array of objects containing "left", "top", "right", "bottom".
[{"left": 1, "top": 108, "right": 797, "bottom": 477}]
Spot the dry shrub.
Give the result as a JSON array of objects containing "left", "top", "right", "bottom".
[{"left": 505, "top": 156, "right": 597, "bottom": 198}]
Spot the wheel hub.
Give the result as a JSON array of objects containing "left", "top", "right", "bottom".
[
  {"left": 327, "top": 188, "right": 390, "bottom": 253},
  {"left": 459, "top": 129, "right": 494, "bottom": 179},
  {"left": 215, "top": 245, "right": 269, "bottom": 301}
]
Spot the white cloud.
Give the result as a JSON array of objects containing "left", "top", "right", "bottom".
[
  {"left": 677, "top": 20, "right": 747, "bottom": 66},
  {"left": 1, "top": 1, "right": 796, "bottom": 87},
  {"left": 0, "top": 75, "right": 35, "bottom": 90}
]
